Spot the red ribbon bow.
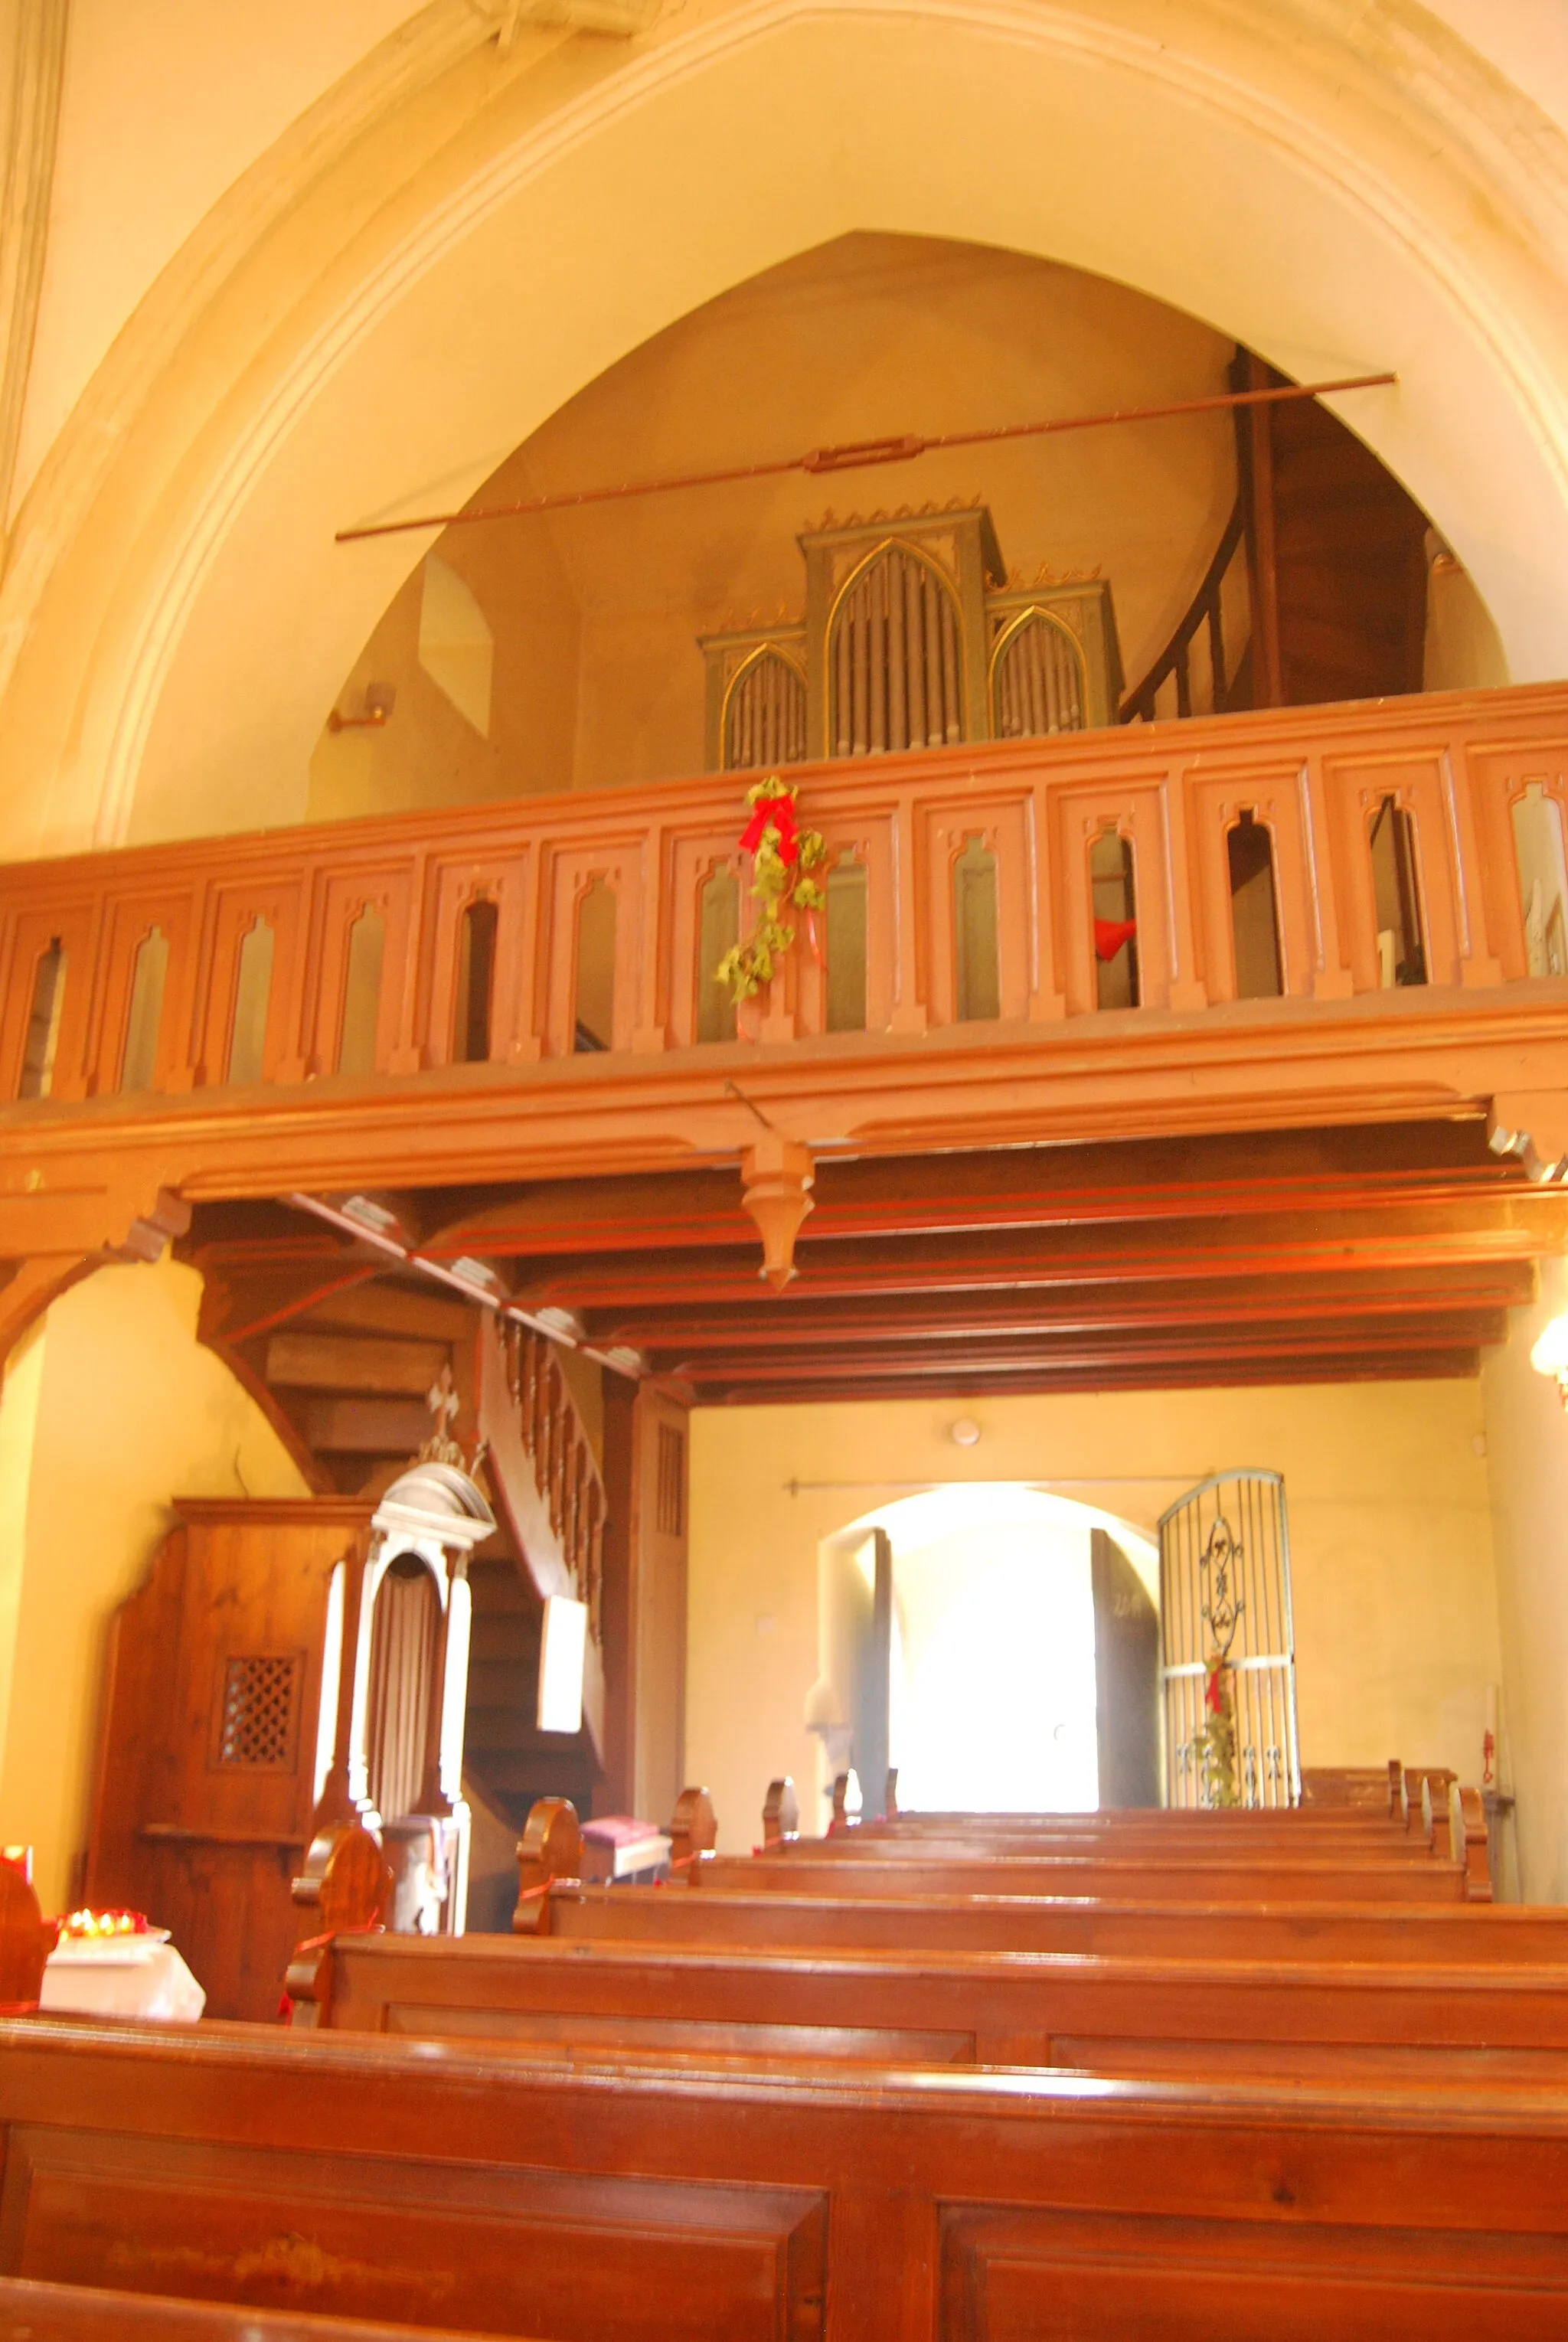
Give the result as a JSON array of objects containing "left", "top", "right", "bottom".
[
  {"left": 1204, "top": 1658, "right": 1226, "bottom": 1716},
  {"left": 740, "top": 793, "right": 799, "bottom": 867}
]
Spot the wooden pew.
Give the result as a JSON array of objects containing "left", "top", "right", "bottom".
[
  {"left": 688, "top": 1848, "right": 1473, "bottom": 1900},
  {"left": 713, "top": 1781, "right": 1485, "bottom": 1901},
  {"left": 785, "top": 1808, "right": 1488, "bottom": 1892},
  {"left": 9, "top": 2011, "right": 1568, "bottom": 2337},
  {"left": 0, "top": 1857, "right": 56, "bottom": 2012},
  {"left": 507, "top": 1796, "right": 1532, "bottom": 1961},
  {"left": 290, "top": 1920, "right": 1568, "bottom": 2082},
  {"left": 531, "top": 1878, "right": 1566, "bottom": 1963},
  {"left": 896, "top": 1780, "right": 1495, "bottom": 1900},
  {"left": 273, "top": 1798, "right": 1546, "bottom": 2084},
  {"left": 0, "top": 2278, "right": 489, "bottom": 2341},
  {"left": 290, "top": 1819, "right": 394, "bottom": 1940},
  {"left": 1301, "top": 1760, "right": 1404, "bottom": 1808}
]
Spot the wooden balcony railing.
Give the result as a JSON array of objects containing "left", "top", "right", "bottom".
[{"left": 2, "top": 688, "right": 1564, "bottom": 1116}]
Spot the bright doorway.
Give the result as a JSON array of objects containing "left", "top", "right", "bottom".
[{"left": 810, "top": 1485, "right": 1158, "bottom": 1818}]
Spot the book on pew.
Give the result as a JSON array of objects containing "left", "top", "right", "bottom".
[{"left": 579, "top": 1816, "right": 672, "bottom": 1884}]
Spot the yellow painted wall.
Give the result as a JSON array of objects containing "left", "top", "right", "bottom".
[
  {"left": 0, "top": 1323, "right": 46, "bottom": 1796},
  {"left": 0, "top": 1256, "right": 309, "bottom": 1912},
  {"left": 687, "top": 1380, "right": 1501, "bottom": 1854},
  {"left": 317, "top": 234, "right": 1238, "bottom": 810},
  {"left": 1481, "top": 1269, "right": 1568, "bottom": 1903},
  {"left": 1423, "top": 545, "right": 1511, "bottom": 694},
  {"left": 309, "top": 501, "right": 582, "bottom": 819},
  {"left": 8, "top": 2, "right": 1568, "bottom": 855},
  {"left": 14, "top": 0, "right": 424, "bottom": 514}
]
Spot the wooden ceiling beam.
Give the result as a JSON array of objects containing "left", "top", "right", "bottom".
[
  {"left": 658, "top": 1307, "right": 1508, "bottom": 1383},
  {"left": 589, "top": 1262, "right": 1534, "bottom": 1352},
  {"left": 696, "top": 1347, "right": 1486, "bottom": 1405},
  {"left": 416, "top": 1122, "right": 1517, "bottom": 1259},
  {"left": 517, "top": 1194, "right": 1568, "bottom": 1311}
]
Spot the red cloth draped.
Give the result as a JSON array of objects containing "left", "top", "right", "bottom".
[{"left": 1093, "top": 916, "right": 1137, "bottom": 962}]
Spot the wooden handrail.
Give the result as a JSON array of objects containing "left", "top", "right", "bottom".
[
  {"left": 503, "top": 1323, "right": 606, "bottom": 1641},
  {"left": 1120, "top": 499, "right": 1246, "bottom": 724}
]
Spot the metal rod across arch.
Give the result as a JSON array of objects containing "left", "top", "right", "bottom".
[{"left": 335, "top": 373, "right": 1396, "bottom": 544}]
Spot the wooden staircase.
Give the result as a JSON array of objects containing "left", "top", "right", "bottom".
[
  {"left": 1237, "top": 351, "right": 1429, "bottom": 708},
  {"left": 185, "top": 1207, "right": 604, "bottom": 1827},
  {"left": 1122, "top": 348, "right": 1430, "bottom": 723}
]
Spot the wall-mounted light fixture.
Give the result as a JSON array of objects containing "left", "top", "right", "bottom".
[
  {"left": 327, "top": 681, "right": 396, "bottom": 733},
  {"left": 1530, "top": 1315, "right": 1568, "bottom": 1406}
]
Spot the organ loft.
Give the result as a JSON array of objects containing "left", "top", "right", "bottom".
[{"left": 2, "top": 5, "right": 1568, "bottom": 2336}]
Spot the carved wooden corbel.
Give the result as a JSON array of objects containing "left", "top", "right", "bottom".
[
  {"left": 1489, "top": 1093, "right": 1568, "bottom": 1180},
  {"left": 740, "top": 1133, "right": 815, "bottom": 1290},
  {"left": 0, "top": 1178, "right": 191, "bottom": 1366}
]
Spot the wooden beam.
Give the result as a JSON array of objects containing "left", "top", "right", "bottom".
[
  {"left": 693, "top": 1347, "right": 1486, "bottom": 1403},
  {"left": 420, "top": 1122, "right": 1516, "bottom": 1259},
  {"left": 665, "top": 1309, "right": 1508, "bottom": 1386},
  {"left": 590, "top": 1262, "right": 1534, "bottom": 1354},
  {"left": 518, "top": 1194, "right": 1568, "bottom": 1311}
]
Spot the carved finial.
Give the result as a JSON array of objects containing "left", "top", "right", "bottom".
[
  {"left": 418, "top": 1362, "right": 466, "bottom": 1468},
  {"left": 741, "top": 1135, "right": 815, "bottom": 1292}
]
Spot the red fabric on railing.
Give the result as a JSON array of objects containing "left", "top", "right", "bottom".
[
  {"left": 1094, "top": 916, "right": 1136, "bottom": 962},
  {"left": 278, "top": 1919, "right": 384, "bottom": 2023}
]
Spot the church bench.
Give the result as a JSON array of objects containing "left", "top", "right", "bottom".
[
  {"left": 289, "top": 1926, "right": 1568, "bottom": 2074},
  {"left": 0, "top": 1859, "right": 56, "bottom": 2011},
  {"left": 528, "top": 1879, "right": 1568, "bottom": 1962},
  {"left": 8, "top": 2014, "right": 1568, "bottom": 2338},
  {"left": 1046, "top": 2036, "right": 1568, "bottom": 2084},
  {"left": 794, "top": 1782, "right": 1494, "bottom": 1901},
  {"left": 850, "top": 1810, "right": 1430, "bottom": 1847},
  {"left": 787, "top": 1824, "right": 1448, "bottom": 1867},
  {"left": 0, "top": 2277, "right": 490, "bottom": 2341},
  {"left": 835, "top": 1808, "right": 1434, "bottom": 1840},
  {"left": 688, "top": 1850, "right": 1473, "bottom": 1901}
]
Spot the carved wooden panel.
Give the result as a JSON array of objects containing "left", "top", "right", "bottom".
[
  {"left": 938, "top": 2203, "right": 1568, "bottom": 2339},
  {"left": 2, "top": 2126, "right": 828, "bottom": 2342},
  {"left": 85, "top": 1501, "right": 368, "bottom": 2021},
  {"left": 212, "top": 1653, "right": 302, "bottom": 1770}
]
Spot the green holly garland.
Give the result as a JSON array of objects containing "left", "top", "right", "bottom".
[
  {"left": 715, "top": 775, "right": 826, "bottom": 1006},
  {"left": 1196, "top": 1657, "right": 1241, "bottom": 1808}
]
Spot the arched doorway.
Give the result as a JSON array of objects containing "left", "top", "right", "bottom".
[{"left": 809, "top": 1485, "right": 1158, "bottom": 1820}]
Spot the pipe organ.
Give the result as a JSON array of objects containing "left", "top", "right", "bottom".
[{"left": 701, "top": 504, "right": 1122, "bottom": 770}]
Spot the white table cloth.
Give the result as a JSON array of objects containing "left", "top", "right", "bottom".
[{"left": 40, "top": 1932, "right": 205, "bottom": 2021}]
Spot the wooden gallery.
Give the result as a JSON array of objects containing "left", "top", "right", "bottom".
[{"left": 2, "top": 4, "right": 1568, "bottom": 2334}]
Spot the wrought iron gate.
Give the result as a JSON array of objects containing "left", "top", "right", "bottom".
[{"left": 1158, "top": 1469, "right": 1300, "bottom": 1808}]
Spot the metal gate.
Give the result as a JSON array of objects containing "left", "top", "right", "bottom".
[{"left": 1158, "top": 1469, "right": 1300, "bottom": 1809}]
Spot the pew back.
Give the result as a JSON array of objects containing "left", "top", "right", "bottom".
[
  {"left": 691, "top": 1852, "right": 1472, "bottom": 1901},
  {"left": 0, "top": 2278, "right": 487, "bottom": 2341},
  {"left": 531, "top": 1880, "right": 1568, "bottom": 1961},
  {"left": 8, "top": 2015, "right": 1568, "bottom": 2340},
  {"left": 300, "top": 1926, "right": 1568, "bottom": 2077}
]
